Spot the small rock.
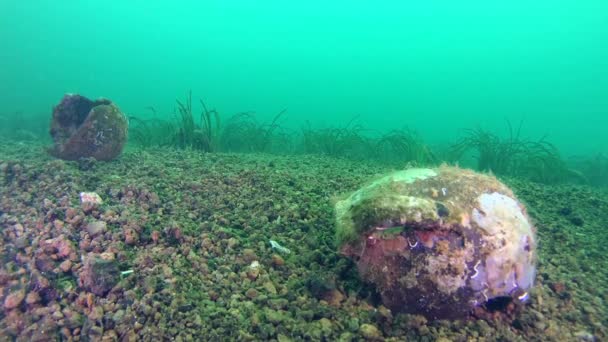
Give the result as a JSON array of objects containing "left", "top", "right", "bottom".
[
  {"left": 100, "top": 252, "right": 115, "bottom": 261},
  {"left": 104, "top": 330, "right": 118, "bottom": 340},
  {"left": 574, "top": 330, "right": 596, "bottom": 341},
  {"left": 79, "top": 254, "right": 120, "bottom": 296},
  {"left": 277, "top": 334, "right": 293, "bottom": 342},
  {"left": 263, "top": 281, "right": 277, "bottom": 295},
  {"left": 35, "top": 254, "right": 55, "bottom": 273},
  {"left": 550, "top": 282, "right": 566, "bottom": 294},
  {"left": 323, "top": 289, "right": 344, "bottom": 307},
  {"left": 377, "top": 305, "right": 393, "bottom": 321},
  {"left": 80, "top": 192, "right": 103, "bottom": 213},
  {"left": 124, "top": 228, "right": 139, "bottom": 245},
  {"left": 60, "top": 260, "right": 72, "bottom": 273},
  {"left": 418, "top": 325, "right": 430, "bottom": 335},
  {"left": 87, "top": 325, "right": 104, "bottom": 337},
  {"left": 360, "top": 323, "right": 383, "bottom": 341},
  {"left": 319, "top": 318, "right": 333, "bottom": 334},
  {"left": 63, "top": 309, "right": 84, "bottom": 329},
  {"left": 25, "top": 291, "right": 41, "bottom": 305},
  {"left": 534, "top": 321, "right": 546, "bottom": 331},
  {"left": 265, "top": 309, "right": 287, "bottom": 324},
  {"left": 227, "top": 238, "right": 239, "bottom": 249},
  {"left": 271, "top": 254, "right": 285, "bottom": 267},
  {"left": 52, "top": 310, "right": 64, "bottom": 320},
  {"left": 43, "top": 235, "right": 75, "bottom": 259},
  {"left": 242, "top": 249, "right": 257, "bottom": 263},
  {"left": 247, "top": 261, "right": 261, "bottom": 280},
  {"left": 192, "top": 314, "right": 203, "bottom": 327},
  {"left": 60, "top": 327, "right": 72, "bottom": 339},
  {"left": 53, "top": 219, "right": 65, "bottom": 230},
  {"left": 113, "top": 309, "right": 125, "bottom": 322},
  {"left": 4, "top": 289, "right": 26, "bottom": 309},
  {"left": 88, "top": 306, "right": 104, "bottom": 321},
  {"left": 245, "top": 288, "right": 258, "bottom": 299},
  {"left": 86, "top": 221, "right": 107, "bottom": 237}
]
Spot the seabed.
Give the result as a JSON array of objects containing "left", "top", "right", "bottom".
[{"left": 0, "top": 141, "right": 606, "bottom": 341}]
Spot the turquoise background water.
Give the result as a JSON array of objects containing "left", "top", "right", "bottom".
[{"left": 1, "top": 1, "right": 606, "bottom": 155}]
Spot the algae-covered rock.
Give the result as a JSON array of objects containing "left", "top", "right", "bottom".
[
  {"left": 335, "top": 166, "right": 537, "bottom": 320},
  {"left": 49, "top": 94, "right": 128, "bottom": 161},
  {"left": 79, "top": 254, "right": 120, "bottom": 296}
]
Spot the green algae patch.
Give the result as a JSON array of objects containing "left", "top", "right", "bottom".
[{"left": 335, "top": 168, "right": 438, "bottom": 246}]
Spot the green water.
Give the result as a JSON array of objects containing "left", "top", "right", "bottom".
[{"left": 1, "top": 1, "right": 607, "bottom": 155}]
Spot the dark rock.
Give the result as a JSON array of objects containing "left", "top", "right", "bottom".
[
  {"left": 569, "top": 216, "right": 584, "bottom": 226},
  {"left": 306, "top": 274, "right": 335, "bottom": 300},
  {"left": 35, "top": 255, "right": 56, "bottom": 273},
  {"left": 49, "top": 94, "right": 128, "bottom": 161},
  {"left": 79, "top": 255, "right": 120, "bottom": 296},
  {"left": 178, "top": 303, "right": 194, "bottom": 312}
]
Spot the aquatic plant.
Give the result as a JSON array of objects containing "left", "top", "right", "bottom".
[
  {"left": 375, "top": 128, "right": 437, "bottom": 166},
  {"left": 451, "top": 126, "right": 521, "bottom": 175},
  {"left": 569, "top": 153, "right": 608, "bottom": 187},
  {"left": 299, "top": 118, "right": 375, "bottom": 159},
  {"left": 128, "top": 107, "right": 176, "bottom": 148},
  {"left": 0, "top": 110, "right": 47, "bottom": 141},
  {"left": 174, "top": 91, "right": 221, "bottom": 152},
  {"left": 513, "top": 139, "right": 580, "bottom": 184},
  {"left": 219, "top": 109, "right": 288, "bottom": 153},
  {"left": 451, "top": 124, "right": 573, "bottom": 184}
]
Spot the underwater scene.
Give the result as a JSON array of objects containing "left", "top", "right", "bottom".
[{"left": 1, "top": 1, "right": 607, "bottom": 341}]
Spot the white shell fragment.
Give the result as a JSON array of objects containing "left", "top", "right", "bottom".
[{"left": 80, "top": 192, "right": 103, "bottom": 205}]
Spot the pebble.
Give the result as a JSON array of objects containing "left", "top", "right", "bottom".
[
  {"left": 86, "top": 221, "right": 107, "bottom": 237},
  {"left": 113, "top": 310, "right": 125, "bottom": 322},
  {"left": 88, "top": 306, "right": 104, "bottom": 321},
  {"left": 360, "top": 323, "right": 382, "bottom": 340},
  {"left": 323, "top": 289, "right": 344, "bottom": 307},
  {"left": 52, "top": 310, "right": 64, "bottom": 320},
  {"left": 4, "top": 289, "right": 26, "bottom": 309},
  {"left": 265, "top": 309, "right": 286, "bottom": 324},
  {"left": 247, "top": 261, "right": 261, "bottom": 280},
  {"left": 227, "top": 238, "right": 239, "bottom": 249},
  {"left": 277, "top": 334, "right": 293, "bottom": 342},
  {"left": 263, "top": 281, "right": 277, "bottom": 295},
  {"left": 534, "top": 321, "right": 547, "bottom": 330},
  {"left": 245, "top": 288, "right": 258, "bottom": 299},
  {"left": 271, "top": 254, "right": 285, "bottom": 267},
  {"left": 418, "top": 325, "right": 430, "bottom": 335},
  {"left": 574, "top": 331, "right": 596, "bottom": 341},
  {"left": 60, "top": 260, "right": 72, "bottom": 273},
  {"left": 53, "top": 219, "right": 65, "bottom": 229},
  {"left": 242, "top": 249, "right": 258, "bottom": 263},
  {"left": 319, "top": 318, "right": 333, "bottom": 334},
  {"left": 25, "top": 291, "right": 41, "bottom": 305}
]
